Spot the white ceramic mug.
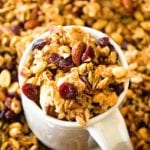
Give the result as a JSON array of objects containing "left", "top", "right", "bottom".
[{"left": 18, "top": 26, "right": 133, "bottom": 150}]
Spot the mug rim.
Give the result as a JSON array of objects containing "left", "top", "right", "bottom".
[{"left": 19, "top": 25, "right": 129, "bottom": 128}]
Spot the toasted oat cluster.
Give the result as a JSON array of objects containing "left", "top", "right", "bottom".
[{"left": 21, "top": 26, "right": 127, "bottom": 126}]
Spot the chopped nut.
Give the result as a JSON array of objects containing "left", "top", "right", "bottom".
[
  {"left": 71, "top": 41, "right": 86, "bottom": 65},
  {"left": 11, "top": 98, "right": 21, "bottom": 114},
  {"left": 24, "top": 20, "right": 39, "bottom": 29},
  {"left": 32, "top": 61, "right": 47, "bottom": 74},
  {"left": 112, "top": 67, "right": 127, "bottom": 78},
  {"left": 8, "top": 122, "right": 22, "bottom": 138},
  {"left": 0, "top": 69, "right": 11, "bottom": 88},
  {"left": 122, "top": 0, "right": 133, "bottom": 14}
]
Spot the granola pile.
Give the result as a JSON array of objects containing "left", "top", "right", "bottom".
[
  {"left": 0, "top": 0, "right": 150, "bottom": 149},
  {"left": 20, "top": 26, "right": 127, "bottom": 126}
]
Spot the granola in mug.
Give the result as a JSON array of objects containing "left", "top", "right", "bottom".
[{"left": 20, "top": 26, "right": 128, "bottom": 126}]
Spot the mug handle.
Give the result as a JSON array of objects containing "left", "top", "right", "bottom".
[{"left": 87, "top": 109, "right": 133, "bottom": 150}]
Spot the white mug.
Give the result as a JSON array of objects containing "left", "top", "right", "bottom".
[{"left": 18, "top": 26, "right": 133, "bottom": 150}]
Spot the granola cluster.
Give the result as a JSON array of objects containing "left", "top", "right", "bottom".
[
  {"left": 0, "top": 0, "right": 150, "bottom": 149},
  {"left": 21, "top": 26, "right": 127, "bottom": 126}
]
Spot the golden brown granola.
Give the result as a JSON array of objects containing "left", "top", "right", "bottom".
[
  {"left": 0, "top": 0, "right": 150, "bottom": 149},
  {"left": 20, "top": 26, "right": 128, "bottom": 126}
]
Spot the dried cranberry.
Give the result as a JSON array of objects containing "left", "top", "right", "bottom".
[
  {"left": 81, "top": 46, "right": 94, "bottom": 62},
  {"left": 59, "top": 57, "right": 74, "bottom": 72},
  {"left": 49, "top": 53, "right": 63, "bottom": 66},
  {"left": 5, "top": 110, "right": 15, "bottom": 119},
  {"left": 121, "top": 41, "right": 129, "bottom": 50},
  {"left": 97, "top": 37, "right": 110, "bottom": 47},
  {"left": 109, "top": 83, "right": 124, "bottom": 95},
  {"left": 4, "top": 97, "right": 12, "bottom": 109},
  {"left": 6, "top": 146, "right": 13, "bottom": 150},
  {"left": 45, "top": 0, "right": 53, "bottom": 4},
  {"left": 49, "top": 53, "right": 74, "bottom": 72},
  {"left": 22, "top": 83, "right": 40, "bottom": 101},
  {"left": 0, "top": 1, "right": 3, "bottom": 8},
  {"left": 11, "top": 25, "right": 21, "bottom": 35},
  {"left": 99, "top": 56, "right": 105, "bottom": 64},
  {"left": 6, "top": 92, "right": 20, "bottom": 99},
  {"left": 49, "top": 69, "right": 57, "bottom": 76},
  {"left": 11, "top": 70, "right": 18, "bottom": 82},
  {"left": 5, "top": 62, "right": 16, "bottom": 71},
  {"left": 32, "top": 39, "right": 50, "bottom": 50},
  {"left": 59, "top": 83, "right": 77, "bottom": 99},
  {"left": 79, "top": 76, "right": 92, "bottom": 91},
  {"left": 0, "top": 110, "right": 5, "bottom": 119}
]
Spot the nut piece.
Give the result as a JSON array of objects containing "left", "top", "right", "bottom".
[
  {"left": 24, "top": 19, "right": 39, "bottom": 29},
  {"left": 71, "top": 41, "right": 86, "bottom": 65},
  {"left": 112, "top": 67, "right": 127, "bottom": 78},
  {"left": 11, "top": 98, "right": 21, "bottom": 114},
  {"left": 8, "top": 122, "right": 22, "bottom": 138},
  {"left": 122, "top": 0, "right": 133, "bottom": 14},
  {"left": 0, "top": 69, "right": 11, "bottom": 88}
]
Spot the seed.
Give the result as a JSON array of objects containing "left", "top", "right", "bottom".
[
  {"left": 22, "top": 83, "right": 40, "bottom": 101},
  {"left": 59, "top": 83, "right": 77, "bottom": 99}
]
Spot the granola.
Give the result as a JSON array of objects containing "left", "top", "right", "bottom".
[
  {"left": 0, "top": 0, "right": 150, "bottom": 149},
  {"left": 20, "top": 26, "right": 128, "bottom": 126}
]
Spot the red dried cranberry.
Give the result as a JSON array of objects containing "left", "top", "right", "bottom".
[
  {"left": 109, "top": 44, "right": 115, "bottom": 51},
  {"left": 0, "top": 1, "right": 3, "bottom": 8},
  {"left": 59, "top": 57, "right": 74, "bottom": 72},
  {"left": 4, "top": 97, "right": 12, "bottom": 109},
  {"left": 0, "top": 110, "right": 5, "bottom": 119},
  {"left": 59, "top": 83, "right": 77, "bottom": 99},
  {"left": 11, "top": 24, "right": 21, "bottom": 35},
  {"left": 121, "top": 41, "right": 129, "bottom": 50},
  {"left": 32, "top": 39, "right": 50, "bottom": 50},
  {"left": 11, "top": 70, "right": 18, "bottom": 82},
  {"left": 5, "top": 62, "right": 16, "bottom": 71},
  {"left": 22, "top": 83, "right": 40, "bottom": 101},
  {"left": 49, "top": 53, "right": 74, "bottom": 72},
  {"left": 45, "top": 0, "right": 53, "bottom": 4},
  {"left": 5, "top": 110, "right": 15, "bottom": 119},
  {"left": 6, "top": 92, "right": 20, "bottom": 99},
  {"left": 109, "top": 83, "right": 124, "bottom": 95},
  {"left": 49, "top": 53, "right": 63, "bottom": 66},
  {"left": 97, "top": 37, "right": 110, "bottom": 47},
  {"left": 81, "top": 46, "right": 94, "bottom": 62}
]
